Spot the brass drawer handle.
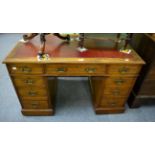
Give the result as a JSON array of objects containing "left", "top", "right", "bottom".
[
  {"left": 112, "top": 89, "right": 120, "bottom": 96},
  {"left": 24, "top": 79, "right": 34, "bottom": 85},
  {"left": 20, "top": 66, "right": 32, "bottom": 73},
  {"left": 28, "top": 91, "right": 37, "bottom": 96},
  {"left": 119, "top": 67, "right": 129, "bottom": 74},
  {"left": 85, "top": 68, "right": 96, "bottom": 73},
  {"left": 114, "top": 79, "right": 125, "bottom": 85},
  {"left": 108, "top": 102, "right": 117, "bottom": 106},
  {"left": 31, "top": 102, "right": 39, "bottom": 108},
  {"left": 56, "top": 67, "right": 67, "bottom": 72}
]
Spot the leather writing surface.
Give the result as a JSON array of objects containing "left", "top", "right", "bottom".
[{"left": 12, "top": 35, "right": 132, "bottom": 59}]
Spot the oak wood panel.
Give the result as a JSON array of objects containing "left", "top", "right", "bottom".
[
  {"left": 47, "top": 77, "right": 57, "bottom": 110},
  {"left": 89, "top": 77, "right": 105, "bottom": 107}
]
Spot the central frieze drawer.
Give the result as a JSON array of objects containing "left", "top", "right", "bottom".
[{"left": 45, "top": 64, "right": 106, "bottom": 76}]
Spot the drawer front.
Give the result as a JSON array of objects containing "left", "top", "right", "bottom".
[
  {"left": 17, "top": 88, "right": 48, "bottom": 100},
  {"left": 103, "top": 77, "right": 136, "bottom": 96},
  {"left": 103, "top": 87, "right": 130, "bottom": 96},
  {"left": 104, "top": 77, "right": 136, "bottom": 88},
  {"left": 45, "top": 64, "right": 106, "bottom": 76},
  {"left": 8, "top": 64, "right": 44, "bottom": 74},
  {"left": 108, "top": 65, "right": 141, "bottom": 76},
  {"left": 13, "top": 77, "right": 46, "bottom": 87},
  {"left": 99, "top": 96, "right": 126, "bottom": 108},
  {"left": 22, "top": 100, "right": 49, "bottom": 109}
]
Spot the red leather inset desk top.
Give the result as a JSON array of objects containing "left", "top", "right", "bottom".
[{"left": 12, "top": 35, "right": 132, "bottom": 59}]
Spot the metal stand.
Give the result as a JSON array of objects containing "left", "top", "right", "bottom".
[{"left": 77, "top": 33, "right": 87, "bottom": 52}]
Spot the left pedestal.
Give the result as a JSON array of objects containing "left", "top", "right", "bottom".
[{"left": 7, "top": 63, "right": 56, "bottom": 116}]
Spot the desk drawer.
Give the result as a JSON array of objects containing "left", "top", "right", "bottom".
[
  {"left": 103, "top": 87, "right": 130, "bottom": 97},
  {"left": 108, "top": 65, "right": 141, "bottom": 76},
  {"left": 22, "top": 100, "right": 49, "bottom": 109},
  {"left": 45, "top": 64, "right": 106, "bottom": 76},
  {"left": 104, "top": 77, "right": 136, "bottom": 87},
  {"left": 13, "top": 77, "right": 46, "bottom": 87},
  {"left": 8, "top": 64, "right": 44, "bottom": 74},
  {"left": 17, "top": 87, "right": 48, "bottom": 100},
  {"left": 99, "top": 96, "right": 126, "bottom": 108},
  {"left": 103, "top": 77, "right": 136, "bottom": 96}
]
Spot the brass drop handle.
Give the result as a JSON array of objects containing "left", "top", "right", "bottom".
[
  {"left": 119, "top": 67, "right": 129, "bottom": 74},
  {"left": 25, "top": 79, "right": 34, "bottom": 85},
  {"left": 85, "top": 68, "right": 96, "bottom": 73},
  {"left": 109, "top": 102, "right": 116, "bottom": 106},
  {"left": 20, "top": 66, "right": 32, "bottom": 73},
  {"left": 56, "top": 67, "right": 67, "bottom": 72},
  {"left": 114, "top": 79, "right": 125, "bottom": 85},
  {"left": 28, "top": 91, "right": 37, "bottom": 96},
  {"left": 31, "top": 102, "right": 39, "bottom": 108},
  {"left": 112, "top": 89, "right": 120, "bottom": 96}
]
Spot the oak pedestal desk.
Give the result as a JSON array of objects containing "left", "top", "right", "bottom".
[{"left": 3, "top": 35, "right": 145, "bottom": 116}]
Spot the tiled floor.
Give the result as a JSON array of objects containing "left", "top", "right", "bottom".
[{"left": 0, "top": 34, "right": 155, "bottom": 122}]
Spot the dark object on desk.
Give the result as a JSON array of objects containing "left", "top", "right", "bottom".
[{"left": 128, "top": 33, "right": 155, "bottom": 108}]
